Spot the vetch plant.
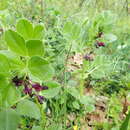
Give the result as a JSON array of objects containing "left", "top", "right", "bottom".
[
  {"left": 0, "top": 7, "right": 129, "bottom": 129},
  {"left": 0, "top": 18, "right": 62, "bottom": 129}
]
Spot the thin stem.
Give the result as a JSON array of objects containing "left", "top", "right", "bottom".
[
  {"left": 35, "top": 98, "right": 46, "bottom": 128},
  {"left": 62, "top": 41, "right": 73, "bottom": 128},
  {"left": 41, "top": 0, "right": 44, "bottom": 20},
  {"left": 79, "top": 60, "right": 85, "bottom": 96},
  {"left": 11, "top": 95, "right": 29, "bottom": 107},
  {"left": 126, "top": 0, "right": 129, "bottom": 15}
]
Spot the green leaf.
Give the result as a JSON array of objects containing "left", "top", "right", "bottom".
[
  {"left": 26, "top": 40, "right": 44, "bottom": 57},
  {"left": 67, "top": 87, "right": 80, "bottom": 99},
  {"left": 104, "top": 33, "right": 117, "bottom": 43},
  {"left": 0, "top": 84, "right": 21, "bottom": 107},
  {"left": 41, "top": 87, "right": 61, "bottom": 98},
  {"left": 79, "top": 96, "right": 95, "bottom": 113},
  {"left": 71, "top": 24, "right": 81, "bottom": 40},
  {"left": 0, "top": 50, "right": 25, "bottom": 70},
  {"left": 33, "top": 24, "right": 44, "bottom": 40},
  {"left": 16, "top": 19, "right": 33, "bottom": 40},
  {"left": 6, "top": 85, "right": 21, "bottom": 106},
  {"left": 72, "top": 101, "right": 80, "bottom": 109},
  {"left": 5, "top": 30, "right": 27, "bottom": 56},
  {"left": 0, "top": 54, "right": 10, "bottom": 76},
  {"left": 63, "top": 22, "right": 80, "bottom": 40},
  {"left": 63, "top": 22, "right": 73, "bottom": 34},
  {"left": 17, "top": 99, "right": 41, "bottom": 120},
  {"left": 79, "top": 95, "right": 95, "bottom": 106},
  {"left": 28, "top": 56, "right": 54, "bottom": 81},
  {"left": 112, "top": 127, "right": 119, "bottom": 130},
  {"left": 86, "top": 104, "right": 95, "bottom": 113},
  {"left": 90, "top": 55, "right": 112, "bottom": 79},
  {"left": 67, "top": 80, "right": 78, "bottom": 87},
  {"left": 32, "top": 126, "right": 42, "bottom": 130},
  {"left": 48, "top": 124, "right": 62, "bottom": 130},
  {"left": 0, "top": 109, "right": 20, "bottom": 130},
  {"left": 45, "top": 81, "right": 60, "bottom": 88},
  {"left": 0, "top": 76, "right": 9, "bottom": 106},
  {"left": 120, "top": 111, "right": 130, "bottom": 130},
  {"left": 0, "top": 76, "right": 9, "bottom": 89},
  {"left": 0, "top": 0, "right": 8, "bottom": 10}
]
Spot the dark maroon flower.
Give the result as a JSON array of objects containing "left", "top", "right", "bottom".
[
  {"left": 23, "top": 85, "right": 32, "bottom": 95},
  {"left": 84, "top": 54, "right": 93, "bottom": 61},
  {"left": 12, "top": 76, "right": 23, "bottom": 87},
  {"left": 32, "top": 83, "right": 42, "bottom": 92},
  {"left": 36, "top": 95, "right": 45, "bottom": 104},
  {"left": 95, "top": 41, "right": 105, "bottom": 48},
  {"left": 32, "top": 83, "right": 48, "bottom": 92},
  {"left": 98, "top": 42, "right": 105, "bottom": 46},
  {"left": 42, "top": 86, "right": 49, "bottom": 90}
]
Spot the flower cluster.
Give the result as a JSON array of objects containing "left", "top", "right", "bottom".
[
  {"left": 12, "top": 76, "right": 23, "bottom": 86},
  {"left": 12, "top": 76, "right": 48, "bottom": 104},
  {"left": 95, "top": 31, "right": 105, "bottom": 48},
  {"left": 95, "top": 41, "right": 105, "bottom": 48},
  {"left": 32, "top": 83, "right": 48, "bottom": 92}
]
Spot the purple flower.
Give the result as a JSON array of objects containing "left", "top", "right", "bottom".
[
  {"left": 98, "top": 42, "right": 105, "bottom": 46},
  {"left": 12, "top": 76, "right": 23, "bottom": 87},
  {"left": 36, "top": 95, "right": 45, "bottom": 104},
  {"left": 32, "top": 83, "right": 48, "bottom": 92},
  {"left": 23, "top": 85, "right": 32, "bottom": 95},
  {"left": 32, "top": 83, "right": 42, "bottom": 91},
  {"left": 95, "top": 41, "right": 105, "bottom": 48},
  {"left": 42, "top": 86, "right": 49, "bottom": 90},
  {"left": 84, "top": 54, "right": 93, "bottom": 61}
]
